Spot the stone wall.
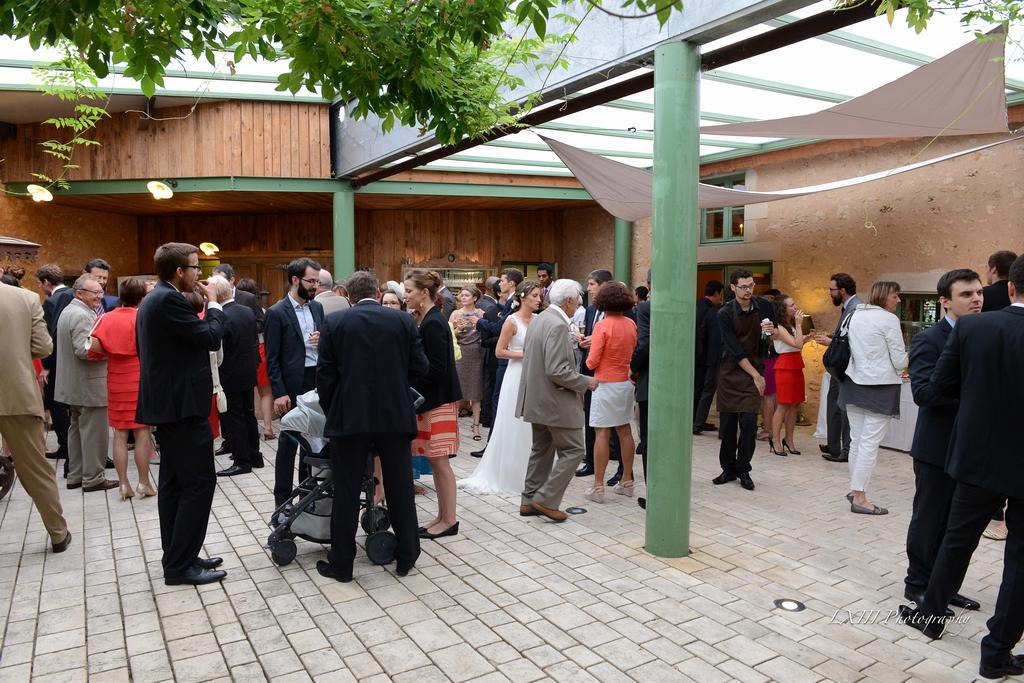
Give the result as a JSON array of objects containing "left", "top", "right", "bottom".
[{"left": 0, "top": 194, "right": 139, "bottom": 296}]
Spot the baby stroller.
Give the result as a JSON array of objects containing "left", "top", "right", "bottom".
[{"left": 265, "top": 390, "right": 396, "bottom": 567}]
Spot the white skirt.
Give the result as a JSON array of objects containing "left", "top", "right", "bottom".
[{"left": 589, "top": 380, "right": 636, "bottom": 428}]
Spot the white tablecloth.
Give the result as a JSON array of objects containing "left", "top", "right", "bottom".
[{"left": 813, "top": 373, "right": 917, "bottom": 452}]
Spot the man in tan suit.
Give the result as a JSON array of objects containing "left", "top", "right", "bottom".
[
  {"left": 0, "top": 281, "right": 71, "bottom": 551},
  {"left": 516, "top": 279, "right": 597, "bottom": 521},
  {"left": 56, "top": 275, "right": 115, "bottom": 492}
]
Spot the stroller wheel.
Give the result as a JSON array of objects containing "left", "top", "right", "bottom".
[
  {"left": 270, "top": 539, "right": 297, "bottom": 566},
  {"left": 360, "top": 505, "right": 390, "bottom": 534},
  {"left": 365, "top": 531, "right": 397, "bottom": 566}
]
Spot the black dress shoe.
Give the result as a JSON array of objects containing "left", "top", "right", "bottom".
[
  {"left": 949, "top": 593, "right": 981, "bottom": 611},
  {"left": 195, "top": 557, "right": 223, "bottom": 570},
  {"left": 738, "top": 474, "right": 755, "bottom": 491},
  {"left": 217, "top": 465, "right": 252, "bottom": 477},
  {"left": 699, "top": 423, "right": 717, "bottom": 432},
  {"left": 396, "top": 563, "right": 415, "bottom": 577},
  {"left": 818, "top": 444, "right": 834, "bottom": 455},
  {"left": 606, "top": 473, "right": 621, "bottom": 487},
  {"left": 897, "top": 604, "right": 945, "bottom": 639},
  {"left": 104, "top": 458, "right": 115, "bottom": 469},
  {"left": 214, "top": 444, "right": 232, "bottom": 456},
  {"left": 637, "top": 497, "right": 646, "bottom": 510},
  {"left": 821, "top": 452, "right": 849, "bottom": 462},
  {"left": 165, "top": 566, "right": 227, "bottom": 586},
  {"left": 903, "top": 587, "right": 954, "bottom": 617},
  {"left": 251, "top": 458, "right": 265, "bottom": 469},
  {"left": 316, "top": 560, "right": 353, "bottom": 583},
  {"left": 692, "top": 427, "right": 703, "bottom": 436},
  {"left": 52, "top": 531, "right": 72, "bottom": 553},
  {"left": 67, "top": 482, "right": 82, "bottom": 490},
  {"left": 575, "top": 463, "right": 595, "bottom": 477},
  {"left": 712, "top": 471, "right": 736, "bottom": 485},
  {"left": 419, "top": 522, "right": 459, "bottom": 539},
  {"left": 470, "top": 448, "right": 485, "bottom": 458},
  {"left": 45, "top": 450, "right": 65, "bottom": 460},
  {"left": 980, "top": 654, "right": 1024, "bottom": 679}
]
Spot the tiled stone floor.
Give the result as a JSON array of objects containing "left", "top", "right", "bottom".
[{"left": 0, "top": 421, "right": 1011, "bottom": 682}]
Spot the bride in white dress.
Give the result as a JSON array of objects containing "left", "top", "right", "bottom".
[{"left": 458, "top": 281, "right": 544, "bottom": 494}]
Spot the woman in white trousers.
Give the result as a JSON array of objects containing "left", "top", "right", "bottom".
[{"left": 839, "top": 281, "right": 908, "bottom": 515}]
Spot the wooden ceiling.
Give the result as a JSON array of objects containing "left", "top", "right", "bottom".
[{"left": 36, "top": 191, "right": 594, "bottom": 215}]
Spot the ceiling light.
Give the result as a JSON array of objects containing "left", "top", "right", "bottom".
[
  {"left": 147, "top": 179, "right": 177, "bottom": 200},
  {"left": 26, "top": 184, "right": 53, "bottom": 202},
  {"left": 773, "top": 598, "right": 806, "bottom": 612},
  {"left": 199, "top": 242, "right": 220, "bottom": 256}
]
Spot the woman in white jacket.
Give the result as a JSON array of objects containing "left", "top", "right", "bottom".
[{"left": 840, "top": 281, "right": 908, "bottom": 515}]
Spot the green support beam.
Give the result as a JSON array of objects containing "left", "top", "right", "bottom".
[
  {"left": 613, "top": 218, "right": 633, "bottom": 283},
  {"left": 702, "top": 70, "right": 849, "bottom": 102},
  {"left": 445, "top": 154, "right": 568, "bottom": 170},
  {"left": 646, "top": 40, "right": 700, "bottom": 558},
  {"left": 357, "top": 181, "right": 591, "bottom": 201},
  {"left": 485, "top": 139, "right": 654, "bottom": 161},
  {"left": 333, "top": 189, "right": 355, "bottom": 278},
  {"left": 533, "top": 122, "right": 758, "bottom": 150}
]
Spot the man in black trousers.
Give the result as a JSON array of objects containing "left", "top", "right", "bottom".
[
  {"left": 477, "top": 276, "right": 500, "bottom": 431},
  {"left": 473, "top": 268, "right": 522, "bottom": 458},
  {"left": 215, "top": 276, "right": 263, "bottom": 476},
  {"left": 816, "top": 273, "right": 861, "bottom": 462},
  {"left": 899, "top": 255, "right": 1024, "bottom": 680},
  {"left": 136, "top": 243, "right": 227, "bottom": 586},
  {"left": 265, "top": 257, "right": 325, "bottom": 505},
  {"left": 693, "top": 280, "right": 724, "bottom": 435},
  {"left": 316, "top": 271, "right": 428, "bottom": 582},
  {"left": 37, "top": 264, "right": 73, "bottom": 465},
  {"left": 903, "top": 268, "right": 983, "bottom": 612},
  {"left": 630, "top": 269, "right": 650, "bottom": 510}
]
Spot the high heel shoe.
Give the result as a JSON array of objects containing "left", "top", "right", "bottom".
[
  {"left": 472, "top": 423, "right": 481, "bottom": 441},
  {"left": 119, "top": 484, "right": 135, "bottom": 500},
  {"left": 783, "top": 439, "right": 801, "bottom": 455},
  {"left": 769, "top": 439, "right": 787, "bottom": 456},
  {"left": 136, "top": 483, "right": 157, "bottom": 498}
]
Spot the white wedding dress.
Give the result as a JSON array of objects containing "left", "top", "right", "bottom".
[{"left": 458, "top": 315, "right": 533, "bottom": 495}]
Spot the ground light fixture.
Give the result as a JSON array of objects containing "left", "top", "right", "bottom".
[
  {"left": 147, "top": 179, "right": 177, "bottom": 200},
  {"left": 773, "top": 598, "right": 806, "bottom": 612},
  {"left": 26, "top": 184, "right": 53, "bottom": 202}
]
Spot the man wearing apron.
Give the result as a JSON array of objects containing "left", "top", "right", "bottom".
[{"left": 713, "top": 269, "right": 775, "bottom": 491}]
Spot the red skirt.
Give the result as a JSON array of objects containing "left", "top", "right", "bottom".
[
  {"left": 774, "top": 352, "right": 805, "bottom": 405},
  {"left": 256, "top": 343, "right": 271, "bottom": 388},
  {"left": 209, "top": 396, "right": 220, "bottom": 439},
  {"left": 412, "top": 403, "right": 460, "bottom": 459}
]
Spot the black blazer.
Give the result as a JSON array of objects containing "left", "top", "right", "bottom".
[
  {"left": 42, "top": 286, "right": 74, "bottom": 371},
  {"left": 412, "top": 307, "right": 462, "bottom": 413},
  {"left": 234, "top": 288, "right": 265, "bottom": 334},
  {"left": 264, "top": 295, "right": 325, "bottom": 400},
  {"left": 908, "top": 318, "right": 956, "bottom": 467},
  {"left": 981, "top": 280, "right": 1010, "bottom": 312},
  {"left": 219, "top": 301, "right": 259, "bottom": 393},
  {"left": 931, "top": 306, "right": 1024, "bottom": 497},
  {"left": 136, "top": 280, "right": 224, "bottom": 425},
  {"left": 694, "top": 297, "right": 718, "bottom": 365},
  {"left": 317, "top": 301, "right": 429, "bottom": 437},
  {"left": 630, "top": 300, "right": 651, "bottom": 402}
]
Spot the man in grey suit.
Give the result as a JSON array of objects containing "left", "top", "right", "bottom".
[
  {"left": 516, "top": 279, "right": 597, "bottom": 521},
  {"left": 815, "top": 272, "right": 861, "bottom": 462},
  {"left": 56, "top": 274, "right": 115, "bottom": 491}
]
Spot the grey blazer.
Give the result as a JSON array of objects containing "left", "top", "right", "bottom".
[
  {"left": 516, "top": 306, "right": 591, "bottom": 428},
  {"left": 55, "top": 298, "right": 107, "bottom": 407}
]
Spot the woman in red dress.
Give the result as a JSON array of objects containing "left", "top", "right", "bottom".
[
  {"left": 89, "top": 278, "right": 156, "bottom": 500},
  {"left": 237, "top": 278, "right": 275, "bottom": 440},
  {"left": 768, "top": 294, "right": 809, "bottom": 456}
]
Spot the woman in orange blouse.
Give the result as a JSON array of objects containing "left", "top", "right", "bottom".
[{"left": 585, "top": 281, "right": 638, "bottom": 503}]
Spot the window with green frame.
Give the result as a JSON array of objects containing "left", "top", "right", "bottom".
[{"left": 701, "top": 173, "right": 746, "bottom": 244}]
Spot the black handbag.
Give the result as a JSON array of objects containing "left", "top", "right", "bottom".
[{"left": 823, "top": 311, "right": 855, "bottom": 382}]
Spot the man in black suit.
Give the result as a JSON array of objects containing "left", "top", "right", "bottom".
[
  {"left": 473, "top": 268, "right": 523, "bottom": 457},
  {"left": 136, "top": 242, "right": 227, "bottom": 586},
  {"left": 264, "top": 257, "right": 325, "bottom": 505},
  {"left": 477, "top": 276, "right": 500, "bottom": 430},
  {"left": 212, "top": 263, "right": 265, "bottom": 332},
  {"left": 982, "top": 249, "right": 1017, "bottom": 312},
  {"left": 693, "top": 280, "right": 724, "bottom": 435},
  {"left": 899, "top": 255, "right": 1024, "bottom": 679},
  {"left": 903, "top": 269, "right": 983, "bottom": 612},
  {"left": 215, "top": 276, "right": 262, "bottom": 477},
  {"left": 36, "top": 264, "right": 72, "bottom": 463},
  {"left": 630, "top": 269, "right": 651, "bottom": 509},
  {"left": 815, "top": 273, "right": 862, "bottom": 462},
  {"left": 315, "top": 271, "right": 428, "bottom": 582}
]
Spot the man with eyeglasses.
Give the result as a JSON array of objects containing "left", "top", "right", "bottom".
[
  {"left": 713, "top": 268, "right": 775, "bottom": 491},
  {"left": 264, "top": 257, "right": 325, "bottom": 506},
  {"left": 814, "top": 273, "right": 861, "bottom": 463},
  {"left": 55, "top": 274, "right": 116, "bottom": 492}
]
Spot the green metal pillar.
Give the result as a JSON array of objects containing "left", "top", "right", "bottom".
[
  {"left": 613, "top": 217, "right": 633, "bottom": 282},
  {"left": 332, "top": 189, "right": 355, "bottom": 278},
  {"left": 645, "top": 40, "right": 700, "bottom": 558}
]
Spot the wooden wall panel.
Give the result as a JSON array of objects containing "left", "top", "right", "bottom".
[{"left": 0, "top": 101, "right": 332, "bottom": 182}]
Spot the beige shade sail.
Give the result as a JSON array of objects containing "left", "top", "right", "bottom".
[
  {"left": 698, "top": 28, "right": 1008, "bottom": 139},
  {"left": 540, "top": 134, "right": 1023, "bottom": 221}
]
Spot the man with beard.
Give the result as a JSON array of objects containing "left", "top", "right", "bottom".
[
  {"left": 264, "top": 258, "right": 325, "bottom": 506},
  {"left": 814, "top": 273, "right": 861, "bottom": 463}
]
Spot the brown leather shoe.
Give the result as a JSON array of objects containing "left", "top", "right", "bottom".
[
  {"left": 52, "top": 531, "right": 72, "bottom": 553},
  {"left": 83, "top": 480, "right": 119, "bottom": 492},
  {"left": 519, "top": 505, "right": 540, "bottom": 516},
  {"left": 530, "top": 502, "right": 567, "bottom": 522}
]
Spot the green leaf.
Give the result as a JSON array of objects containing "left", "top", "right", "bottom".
[{"left": 140, "top": 75, "right": 156, "bottom": 98}]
